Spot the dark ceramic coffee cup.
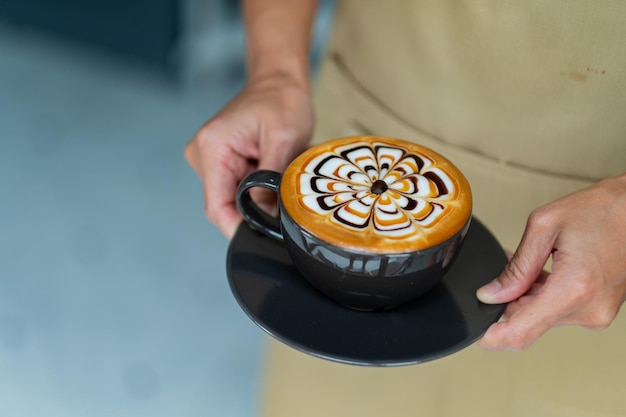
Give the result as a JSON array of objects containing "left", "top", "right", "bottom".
[{"left": 236, "top": 136, "right": 472, "bottom": 311}]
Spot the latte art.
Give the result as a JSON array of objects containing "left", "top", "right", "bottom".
[
  {"left": 298, "top": 141, "right": 454, "bottom": 237},
  {"left": 281, "top": 136, "right": 472, "bottom": 253}
]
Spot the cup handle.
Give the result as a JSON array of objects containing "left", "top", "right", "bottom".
[{"left": 236, "top": 170, "right": 284, "bottom": 242}]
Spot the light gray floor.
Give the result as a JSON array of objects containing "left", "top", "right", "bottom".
[{"left": 0, "top": 4, "right": 333, "bottom": 414}]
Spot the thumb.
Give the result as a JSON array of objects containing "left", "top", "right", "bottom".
[
  {"left": 252, "top": 136, "right": 304, "bottom": 215},
  {"left": 257, "top": 132, "right": 305, "bottom": 173},
  {"left": 477, "top": 215, "right": 556, "bottom": 304}
]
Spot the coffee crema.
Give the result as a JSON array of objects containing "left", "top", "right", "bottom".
[{"left": 280, "top": 136, "right": 472, "bottom": 253}]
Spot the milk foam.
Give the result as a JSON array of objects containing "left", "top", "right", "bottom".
[{"left": 296, "top": 141, "right": 456, "bottom": 238}]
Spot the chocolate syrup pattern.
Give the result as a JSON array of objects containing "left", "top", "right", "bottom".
[{"left": 297, "top": 141, "right": 455, "bottom": 238}]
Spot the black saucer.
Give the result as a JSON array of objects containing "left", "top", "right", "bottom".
[{"left": 226, "top": 217, "right": 507, "bottom": 366}]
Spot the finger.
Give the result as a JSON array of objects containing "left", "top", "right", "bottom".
[
  {"left": 184, "top": 139, "right": 200, "bottom": 174},
  {"left": 249, "top": 187, "right": 279, "bottom": 217},
  {"left": 477, "top": 291, "right": 560, "bottom": 351},
  {"left": 499, "top": 266, "right": 552, "bottom": 319},
  {"left": 499, "top": 272, "right": 548, "bottom": 320},
  {"left": 500, "top": 285, "right": 541, "bottom": 320},
  {"left": 547, "top": 269, "right": 620, "bottom": 331},
  {"left": 202, "top": 144, "right": 255, "bottom": 239},
  {"left": 258, "top": 125, "right": 310, "bottom": 171},
  {"left": 253, "top": 132, "right": 305, "bottom": 215},
  {"left": 184, "top": 138, "right": 240, "bottom": 235},
  {"left": 213, "top": 204, "right": 243, "bottom": 239},
  {"left": 203, "top": 179, "right": 244, "bottom": 239},
  {"left": 477, "top": 211, "right": 557, "bottom": 304}
]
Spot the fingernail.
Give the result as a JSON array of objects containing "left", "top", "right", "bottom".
[{"left": 476, "top": 279, "right": 502, "bottom": 303}]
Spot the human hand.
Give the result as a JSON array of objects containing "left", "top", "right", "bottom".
[
  {"left": 476, "top": 173, "right": 626, "bottom": 351},
  {"left": 184, "top": 75, "right": 313, "bottom": 238}
]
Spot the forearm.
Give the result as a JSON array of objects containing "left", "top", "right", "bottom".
[{"left": 242, "top": 0, "right": 317, "bottom": 89}]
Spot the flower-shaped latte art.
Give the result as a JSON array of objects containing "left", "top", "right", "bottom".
[{"left": 297, "top": 141, "right": 456, "bottom": 238}]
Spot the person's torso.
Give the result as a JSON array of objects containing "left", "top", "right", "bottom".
[{"left": 328, "top": 0, "right": 626, "bottom": 181}]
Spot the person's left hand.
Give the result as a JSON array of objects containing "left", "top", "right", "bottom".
[{"left": 476, "top": 173, "right": 626, "bottom": 351}]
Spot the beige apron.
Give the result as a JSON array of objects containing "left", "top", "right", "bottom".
[{"left": 262, "top": 1, "right": 626, "bottom": 416}]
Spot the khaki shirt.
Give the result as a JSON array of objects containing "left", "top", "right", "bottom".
[{"left": 263, "top": 2, "right": 626, "bottom": 416}]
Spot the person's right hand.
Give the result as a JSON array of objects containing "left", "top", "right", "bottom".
[{"left": 184, "top": 74, "right": 314, "bottom": 239}]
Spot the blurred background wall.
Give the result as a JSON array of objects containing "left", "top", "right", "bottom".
[
  {"left": 0, "top": 0, "right": 181, "bottom": 73},
  {"left": 0, "top": 1, "right": 334, "bottom": 416}
]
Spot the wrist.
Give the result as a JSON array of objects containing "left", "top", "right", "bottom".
[
  {"left": 242, "top": 0, "right": 316, "bottom": 93},
  {"left": 246, "top": 62, "right": 312, "bottom": 98},
  {"left": 246, "top": 52, "right": 311, "bottom": 92}
]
